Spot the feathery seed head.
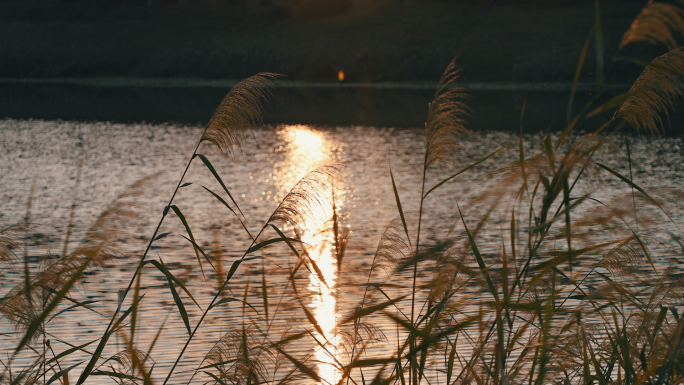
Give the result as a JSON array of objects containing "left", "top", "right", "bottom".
[
  {"left": 202, "top": 73, "right": 282, "bottom": 158},
  {"left": 617, "top": 48, "right": 684, "bottom": 134}
]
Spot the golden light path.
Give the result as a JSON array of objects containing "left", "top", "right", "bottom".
[{"left": 272, "top": 125, "right": 345, "bottom": 385}]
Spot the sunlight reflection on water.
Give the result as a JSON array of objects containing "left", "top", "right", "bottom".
[{"left": 273, "top": 125, "right": 346, "bottom": 384}]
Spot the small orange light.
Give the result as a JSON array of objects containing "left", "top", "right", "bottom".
[{"left": 338, "top": 70, "right": 344, "bottom": 81}]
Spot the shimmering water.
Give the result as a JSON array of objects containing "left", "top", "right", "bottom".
[{"left": 2, "top": 119, "right": 684, "bottom": 384}]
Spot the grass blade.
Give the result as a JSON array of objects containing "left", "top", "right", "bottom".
[
  {"left": 390, "top": 165, "right": 412, "bottom": 249},
  {"left": 340, "top": 295, "right": 408, "bottom": 326},
  {"left": 75, "top": 294, "right": 140, "bottom": 385},
  {"left": 597, "top": 163, "right": 677, "bottom": 226},
  {"left": 195, "top": 154, "right": 245, "bottom": 217},
  {"left": 269, "top": 224, "right": 300, "bottom": 257},
  {"left": 146, "top": 260, "right": 201, "bottom": 309},
  {"left": 204, "top": 371, "right": 229, "bottom": 385},
  {"left": 170, "top": 205, "right": 206, "bottom": 279},
  {"left": 458, "top": 204, "right": 499, "bottom": 302},
  {"left": 154, "top": 232, "right": 172, "bottom": 241},
  {"left": 178, "top": 234, "right": 216, "bottom": 273},
  {"left": 46, "top": 340, "right": 96, "bottom": 366},
  {"left": 159, "top": 259, "right": 192, "bottom": 336},
  {"left": 201, "top": 185, "right": 254, "bottom": 241},
  {"left": 47, "top": 300, "right": 98, "bottom": 323},
  {"left": 246, "top": 237, "right": 301, "bottom": 254},
  {"left": 276, "top": 346, "right": 321, "bottom": 383},
  {"left": 46, "top": 361, "right": 84, "bottom": 385}
]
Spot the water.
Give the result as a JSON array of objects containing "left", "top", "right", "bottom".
[{"left": 2, "top": 118, "right": 684, "bottom": 384}]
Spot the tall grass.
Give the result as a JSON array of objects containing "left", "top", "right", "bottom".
[{"left": 4, "top": 2, "right": 684, "bottom": 384}]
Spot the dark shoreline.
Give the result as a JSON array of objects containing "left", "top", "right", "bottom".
[
  {"left": 0, "top": 77, "right": 633, "bottom": 91},
  {"left": 0, "top": 80, "right": 637, "bottom": 132}
]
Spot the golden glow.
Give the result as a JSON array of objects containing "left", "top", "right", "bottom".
[
  {"left": 338, "top": 70, "right": 345, "bottom": 82},
  {"left": 273, "top": 125, "right": 344, "bottom": 384}
]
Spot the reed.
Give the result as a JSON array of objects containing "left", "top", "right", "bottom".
[
  {"left": 619, "top": 0, "right": 684, "bottom": 51},
  {"left": 4, "top": 2, "right": 684, "bottom": 384}
]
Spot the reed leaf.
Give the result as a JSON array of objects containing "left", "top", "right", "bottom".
[
  {"left": 160, "top": 260, "right": 192, "bottom": 336},
  {"left": 275, "top": 346, "right": 321, "bottom": 383},
  {"left": 146, "top": 260, "right": 200, "bottom": 309},
  {"left": 246, "top": 236, "right": 301, "bottom": 254},
  {"left": 195, "top": 154, "right": 246, "bottom": 218},
  {"left": 340, "top": 295, "right": 408, "bottom": 326},
  {"left": 389, "top": 165, "right": 412, "bottom": 250},
  {"left": 75, "top": 297, "right": 142, "bottom": 385},
  {"left": 170, "top": 205, "right": 210, "bottom": 279},
  {"left": 46, "top": 360, "right": 83, "bottom": 385}
]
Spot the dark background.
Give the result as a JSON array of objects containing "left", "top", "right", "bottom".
[
  {"left": 1, "top": 0, "right": 682, "bottom": 131},
  {"left": 0, "top": 0, "right": 661, "bottom": 82}
]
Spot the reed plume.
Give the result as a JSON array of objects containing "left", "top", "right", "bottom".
[
  {"left": 95, "top": 348, "right": 155, "bottom": 385},
  {"left": 424, "top": 58, "right": 471, "bottom": 170},
  {"left": 0, "top": 224, "right": 28, "bottom": 263},
  {"left": 597, "top": 236, "right": 658, "bottom": 275},
  {"left": 268, "top": 164, "right": 342, "bottom": 234},
  {"left": 201, "top": 73, "right": 280, "bottom": 158},
  {"left": 337, "top": 322, "right": 386, "bottom": 358},
  {"left": 619, "top": 1, "right": 684, "bottom": 50},
  {"left": 204, "top": 328, "right": 275, "bottom": 385},
  {"left": 616, "top": 47, "right": 684, "bottom": 134},
  {"left": 426, "top": 247, "right": 471, "bottom": 304}
]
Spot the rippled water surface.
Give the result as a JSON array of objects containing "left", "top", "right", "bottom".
[{"left": 3, "top": 119, "right": 684, "bottom": 383}]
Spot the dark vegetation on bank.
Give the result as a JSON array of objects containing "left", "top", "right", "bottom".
[{"left": 0, "top": 0, "right": 668, "bottom": 83}]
